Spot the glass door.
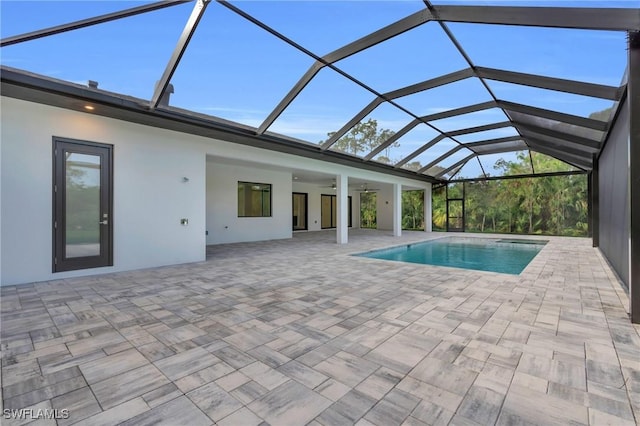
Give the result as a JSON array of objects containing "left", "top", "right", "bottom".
[
  {"left": 321, "top": 194, "right": 352, "bottom": 228},
  {"left": 447, "top": 199, "right": 465, "bottom": 232},
  {"left": 446, "top": 182, "right": 465, "bottom": 232},
  {"left": 321, "top": 194, "right": 333, "bottom": 228},
  {"left": 292, "top": 192, "right": 307, "bottom": 230},
  {"left": 53, "top": 138, "right": 113, "bottom": 272}
]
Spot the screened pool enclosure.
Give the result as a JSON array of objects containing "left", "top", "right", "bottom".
[{"left": 1, "top": 1, "right": 638, "bottom": 321}]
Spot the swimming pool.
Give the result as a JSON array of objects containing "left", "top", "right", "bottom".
[{"left": 354, "top": 237, "right": 547, "bottom": 274}]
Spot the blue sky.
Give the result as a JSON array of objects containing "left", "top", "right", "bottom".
[{"left": 0, "top": 0, "right": 634, "bottom": 178}]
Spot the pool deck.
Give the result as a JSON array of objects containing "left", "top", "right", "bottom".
[{"left": 1, "top": 230, "right": 639, "bottom": 425}]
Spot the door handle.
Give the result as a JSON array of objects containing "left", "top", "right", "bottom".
[{"left": 99, "top": 220, "right": 108, "bottom": 225}]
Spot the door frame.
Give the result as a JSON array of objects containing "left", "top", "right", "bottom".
[
  {"left": 446, "top": 198, "right": 465, "bottom": 232},
  {"left": 321, "top": 194, "right": 352, "bottom": 229},
  {"left": 445, "top": 183, "right": 465, "bottom": 232},
  {"left": 292, "top": 192, "right": 308, "bottom": 231},
  {"left": 52, "top": 137, "right": 114, "bottom": 272}
]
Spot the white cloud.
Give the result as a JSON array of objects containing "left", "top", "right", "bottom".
[{"left": 198, "top": 106, "right": 267, "bottom": 115}]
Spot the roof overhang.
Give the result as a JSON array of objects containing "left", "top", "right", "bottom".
[{"left": 0, "top": 66, "right": 441, "bottom": 184}]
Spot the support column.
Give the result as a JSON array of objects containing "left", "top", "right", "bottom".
[
  {"left": 424, "top": 184, "right": 432, "bottom": 232},
  {"left": 336, "top": 174, "right": 348, "bottom": 244},
  {"left": 629, "top": 31, "right": 640, "bottom": 323},
  {"left": 590, "top": 154, "right": 599, "bottom": 248},
  {"left": 393, "top": 183, "right": 402, "bottom": 237}
]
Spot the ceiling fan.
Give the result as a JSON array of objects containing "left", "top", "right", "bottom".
[
  {"left": 319, "top": 180, "right": 337, "bottom": 189},
  {"left": 355, "top": 183, "right": 380, "bottom": 193}
]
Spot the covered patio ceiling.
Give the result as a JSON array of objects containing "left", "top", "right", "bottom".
[{"left": 1, "top": 1, "right": 638, "bottom": 182}]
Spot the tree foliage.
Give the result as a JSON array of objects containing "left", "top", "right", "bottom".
[
  {"left": 435, "top": 152, "right": 588, "bottom": 236},
  {"left": 322, "top": 119, "right": 588, "bottom": 237},
  {"left": 402, "top": 190, "right": 424, "bottom": 230},
  {"left": 326, "top": 119, "right": 397, "bottom": 160},
  {"left": 360, "top": 192, "right": 377, "bottom": 229}
]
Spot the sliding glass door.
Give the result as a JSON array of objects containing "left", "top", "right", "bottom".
[
  {"left": 321, "top": 194, "right": 352, "bottom": 229},
  {"left": 292, "top": 192, "right": 308, "bottom": 230}
]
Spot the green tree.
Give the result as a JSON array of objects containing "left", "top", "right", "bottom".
[
  {"left": 360, "top": 192, "right": 377, "bottom": 228},
  {"left": 432, "top": 151, "right": 588, "bottom": 236},
  {"left": 404, "top": 161, "right": 423, "bottom": 172},
  {"left": 325, "top": 119, "right": 396, "bottom": 159},
  {"left": 323, "top": 120, "right": 417, "bottom": 230},
  {"left": 65, "top": 160, "right": 100, "bottom": 244},
  {"left": 402, "top": 190, "right": 424, "bottom": 230},
  {"left": 431, "top": 185, "right": 447, "bottom": 230}
]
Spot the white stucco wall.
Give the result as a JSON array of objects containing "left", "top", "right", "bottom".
[
  {"left": 1, "top": 97, "right": 206, "bottom": 285},
  {"left": 206, "top": 161, "right": 292, "bottom": 244},
  {"left": 1, "top": 96, "right": 432, "bottom": 285},
  {"left": 376, "top": 185, "right": 395, "bottom": 231}
]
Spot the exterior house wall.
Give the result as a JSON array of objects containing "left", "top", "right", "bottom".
[
  {"left": 376, "top": 185, "right": 395, "bottom": 231},
  {"left": 1, "top": 97, "right": 206, "bottom": 285},
  {"left": 1, "top": 96, "right": 431, "bottom": 285},
  {"left": 206, "top": 161, "right": 292, "bottom": 244}
]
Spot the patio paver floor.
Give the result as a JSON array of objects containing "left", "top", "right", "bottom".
[{"left": 1, "top": 230, "right": 639, "bottom": 425}]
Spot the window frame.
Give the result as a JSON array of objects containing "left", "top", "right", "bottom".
[{"left": 238, "top": 181, "right": 272, "bottom": 217}]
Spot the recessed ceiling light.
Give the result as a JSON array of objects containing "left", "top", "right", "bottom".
[
  {"left": 84, "top": 105, "right": 95, "bottom": 111},
  {"left": 293, "top": 176, "right": 298, "bottom": 180}
]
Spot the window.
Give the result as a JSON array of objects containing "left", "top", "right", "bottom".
[{"left": 238, "top": 182, "right": 271, "bottom": 217}]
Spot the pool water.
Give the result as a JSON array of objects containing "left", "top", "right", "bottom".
[{"left": 355, "top": 237, "right": 547, "bottom": 274}]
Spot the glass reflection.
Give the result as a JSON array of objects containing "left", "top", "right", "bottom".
[{"left": 65, "top": 153, "right": 100, "bottom": 258}]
